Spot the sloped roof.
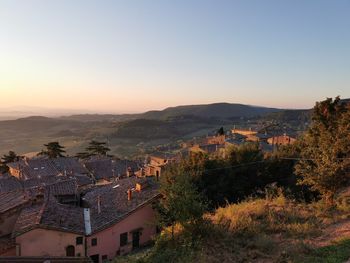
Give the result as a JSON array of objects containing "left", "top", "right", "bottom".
[
  {"left": 74, "top": 173, "right": 94, "bottom": 187},
  {"left": 0, "top": 190, "right": 28, "bottom": 213},
  {"left": 8, "top": 159, "right": 60, "bottom": 180},
  {"left": 82, "top": 176, "right": 159, "bottom": 233},
  {"left": 0, "top": 174, "right": 23, "bottom": 194},
  {"left": 47, "top": 179, "right": 77, "bottom": 196},
  {"left": 84, "top": 157, "right": 113, "bottom": 180},
  {"left": 51, "top": 157, "right": 89, "bottom": 175},
  {"left": 21, "top": 176, "right": 59, "bottom": 189},
  {"left": 112, "top": 159, "right": 140, "bottom": 176},
  {"left": 13, "top": 196, "right": 84, "bottom": 237}
]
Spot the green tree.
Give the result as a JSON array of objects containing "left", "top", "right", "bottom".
[
  {"left": 39, "top": 142, "right": 66, "bottom": 158},
  {"left": 86, "top": 140, "right": 110, "bottom": 156},
  {"left": 0, "top": 151, "right": 20, "bottom": 173},
  {"left": 1, "top": 151, "right": 20, "bottom": 164},
  {"left": 217, "top": 127, "right": 225, "bottom": 136},
  {"left": 295, "top": 97, "right": 350, "bottom": 206},
  {"left": 157, "top": 165, "right": 207, "bottom": 238}
]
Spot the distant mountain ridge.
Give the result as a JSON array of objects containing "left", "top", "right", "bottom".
[
  {"left": 140, "top": 103, "right": 281, "bottom": 120},
  {"left": 59, "top": 102, "right": 283, "bottom": 122}
]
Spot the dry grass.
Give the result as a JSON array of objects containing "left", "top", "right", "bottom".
[{"left": 116, "top": 194, "right": 350, "bottom": 263}]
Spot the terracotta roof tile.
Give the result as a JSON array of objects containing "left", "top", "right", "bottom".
[
  {"left": 0, "top": 190, "right": 28, "bottom": 213},
  {"left": 13, "top": 196, "right": 84, "bottom": 237},
  {"left": 0, "top": 174, "right": 23, "bottom": 194},
  {"left": 51, "top": 157, "right": 89, "bottom": 175},
  {"left": 82, "top": 176, "right": 159, "bottom": 233}
]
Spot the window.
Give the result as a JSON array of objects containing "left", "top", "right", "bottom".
[
  {"left": 120, "top": 232, "right": 128, "bottom": 246},
  {"left": 66, "top": 245, "right": 75, "bottom": 257},
  {"left": 102, "top": 255, "right": 108, "bottom": 261},
  {"left": 91, "top": 238, "right": 97, "bottom": 246},
  {"left": 76, "top": 236, "right": 83, "bottom": 245}
]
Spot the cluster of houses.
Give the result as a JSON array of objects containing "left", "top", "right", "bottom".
[
  {"left": 0, "top": 156, "right": 160, "bottom": 263},
  {"left": 0, "top": 125, "right": 296, "bottom": 262},
  {"left": 180, "top": 126, "right": 295, "bottom": 156}
]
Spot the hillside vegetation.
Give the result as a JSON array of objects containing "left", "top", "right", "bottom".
[{"left": 118, "top": 193, "right": 350, "bottom": 263}]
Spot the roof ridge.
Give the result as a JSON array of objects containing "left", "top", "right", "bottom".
[{"left": 36, "top": 200, "right": 47, "bottom": 225}]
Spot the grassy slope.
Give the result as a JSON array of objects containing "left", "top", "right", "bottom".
[{"left": 118, "top": 196, "right": 350, "bottom": 263}]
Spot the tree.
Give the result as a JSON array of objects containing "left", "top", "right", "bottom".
[
  {"left": 157, "top": 165, "right": 207, "bottom": 238},
  {"left": 0, "top": 151, "right": 20, "bottom": 173},
  {"left": 295, "top": 97, "right": 350, "bottom": 206},
  {"left": 217, "top": 127, "right": 225, "bottom": 136},
  {"left": 1, "top": 151, "right": 20, "bottom": 164},
  {"left": 86, "top": 140, "right": 110, "bottom": 156},
  {"left": 39, "top": 142, "right": 66, "bottom": 158},
  {"left": 75, "top": 151, "right": 91, "bottom": 159}
]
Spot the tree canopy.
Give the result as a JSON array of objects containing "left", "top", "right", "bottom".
[
  {"left": 295, "top": 97, "right": 350, "bottom": 205},
  {"left": 0, "top": 151, "right": 20, "bottom": 173},
  {"left": 85, "top": 140, "right": 111, "bottom": 156},
  {"left": 157, "top": 164, "right": 207, "bottom": 236},
  {"left": 39, "top": 142, "right": 66, "bottom": 158}
]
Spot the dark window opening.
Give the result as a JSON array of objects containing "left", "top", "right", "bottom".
[
  {"left": 91, "top": 238, "right": 97, "bottom": 246},
  {"left": 90, "top": 254, "right": 99, "bottom": 263},
  {"left": 66, "top": 245, "right": 75, "bottom": 257},
  {"left": 102, "top": 255, "right": 108, "bottom": 261},
  {"left": 76, "top": 236, "right": 83, "bottom": 245},
  {"left": 132, "top": 231, "right": 140, "bottom": 249},
  {"left": 120, "top": 232, "right": 128, "bottom": 246}
]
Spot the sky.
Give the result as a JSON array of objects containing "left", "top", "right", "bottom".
[{"left": 0, "top": 0, "right": 349, "bottom": 113}]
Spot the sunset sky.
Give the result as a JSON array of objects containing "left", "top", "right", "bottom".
[{"left": 1, "top": 0, "right": 349, "bottom": 113}]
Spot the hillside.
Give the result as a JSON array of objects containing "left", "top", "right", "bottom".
[
  {"left": 140, "top": 103, "right": 281, "bottom": 120},
  {"left": 58, "top": 103, "right": 283, "bottom": 122},
  {"left": 0, "top": 102, "right": 305, "bottom": 158},
  {"left": 118, "top": 196, "right": 350, "bottom": 263}
]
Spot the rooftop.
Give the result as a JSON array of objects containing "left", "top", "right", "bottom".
[
  {"left": 0, "top": 190, "right": 28, "bottom": 213},
  {"left": 83, "top": 176, "right": 159, "bottom": 233},
  {"left": 0, "top": 174, "right": 22, "bottom": 194},
  {"left": 13, "top": 196, "right": 85, "bottom": 237}
]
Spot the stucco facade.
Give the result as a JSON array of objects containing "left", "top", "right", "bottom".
[
  {"left": 16, "top": 228, "right": 85, "bottom": 257},
  {"left": 87, "top": 204, "right": 157, "bottom": 262}
]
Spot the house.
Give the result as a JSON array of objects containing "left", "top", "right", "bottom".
[
  {"left": 12, "top": 196, "right": 86, "bottom": 258},
  {"left": 0, "top": 190, "right": 29, "bottom": 238},
  {"left": 82, "top": 177, "right": 159, "bottom": 263},
  {"left": 267, "top": 134, "right": 296, "bottom": 146},
  {"left": 206, "top": 135, "right": 226, "bottom": 145},
  {"left": 141, "top": 153, "right": 178, "bottom": 178},
  {"left": 47, "top": 179, "right": 78, "bottom": 205},
  {"left": 7, "top": 158, "right": 60, "bottom": 180},
  {"left": 83, "top": 157, "right": 140, "bottom": 184},
  {"left": 51, "top": 157, "right": 90, "bottom": 176},
  {"left": 189, "top": 144, "right": 225, "bottom": 155},
  {"left": 231, "top": 128, "right": 257, "bottom": 136},
  {"left": 7, "top": 176, "right": 160, "bottom": 263},
  {"left": 245, "top": 133, "right": 270, "bottom": 143}
]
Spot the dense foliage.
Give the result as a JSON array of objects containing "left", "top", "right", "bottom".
[
  {"left": 296, "top": 97, "right": 350, "bottom": 205},
  {"left": 38, "top": 142, "right": 66, "bottom": 158}
]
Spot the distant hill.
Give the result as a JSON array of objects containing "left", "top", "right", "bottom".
[
  {"left": 140, "top": 103, "right": 281, "bottom": 120},
  {"left": 61, "top": 103, "right": 283, "bottom": 122}
]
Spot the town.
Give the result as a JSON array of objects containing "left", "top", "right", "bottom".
[{"left": 0, "top": 125, "right": 297, "bottom": 262}]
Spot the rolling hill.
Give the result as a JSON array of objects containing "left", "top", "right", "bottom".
[{"left": 0, "top": 102, "right": 308, "bottom": 158}]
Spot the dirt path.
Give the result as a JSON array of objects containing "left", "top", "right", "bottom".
[{"left": 310, "top": 218, "right": 350, "bottom": 247}]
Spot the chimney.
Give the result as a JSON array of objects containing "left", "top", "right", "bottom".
[
  {"left": 127, "top": 189, "right": 132, "bottom": 201},
  {"left": 97, "top": 195, "right": 101, "bottom": 214}
]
